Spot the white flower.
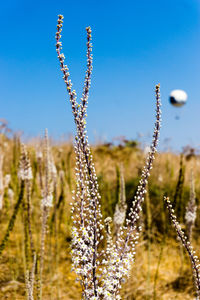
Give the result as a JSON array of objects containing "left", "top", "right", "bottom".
[
  {"left": 186, "top": 211, "right": 196, "bottom": 224},
  {"left": 18, "top": 166, "right": 32, "bottom": 181},
  {"left": 36, "top": 151, "right": 43, "bottom": 159},
  {"left": 41, "top": 194, "right": 53, "bottom": 207}
]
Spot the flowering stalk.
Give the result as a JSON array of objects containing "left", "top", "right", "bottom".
[
  {"left": 39, "top": 129, "right": 54, "bottom": 299},
  {"left": 25, "top": 253, "right": 37, "bottom": 300},
  {"left": 19, "top": 144, "right": 42, "bottom": 299},
  {"left": 113, "top": 164, "right": 127, "bottom": 238},
  {"left": 49, "top": 153, "right": 59, "bottom": 267},
  {"left": 173, "top": 154, "right": 185, "bottom": 217},
  {"left": 25, "top": 270, "right": 34, "bottom": 300},
  {"left": 0, "top": 151, "right": 11, "bottom": 210},
  {"left": 165, "top": 196, "right": 200, "bottom": 300},
  {"left": 125, "top": 84, "right": 161, "bottom": 232},
  {"left": 56, "top": 15, "right": 161, "bottom": 299},
  {"left": 56, "top": 15, "right": 103, "bottom": 298},
  {"left": 80, "top": 25, "right": 92, "bottom": 121},
  {"left": 21, "top": 144, "right": 35, "bottom": 259},
  {"left": 100, "top": 84, "right": 161, "bottom": 298},
  {"left": 49, "top": 152, "right": 57, "bottom": 232},
  {"left": 18, "top": 144, "right": 35, "bottom": 273},
  {"left": 185, "top": 169, "right": 197, "bottom": 241},
  {"left": 117, "top": 85, "right": 161, "bottom": 256},
  {"left": 36, "top": 150, "right": 43, "bottom": 192},
  {"left": 0, "top": 144, "right": 33, "bottom": 255}
]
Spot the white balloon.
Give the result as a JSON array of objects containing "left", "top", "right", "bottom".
[{"left": 169, "top": 89, "right": 188, "bottom": 107}]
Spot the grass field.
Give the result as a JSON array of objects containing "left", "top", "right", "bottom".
[{"left": 0, "top": 133, "right": 199, "bottom": 299}]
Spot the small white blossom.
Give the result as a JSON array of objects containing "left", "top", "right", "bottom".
[{"left": 41, "top": 194, "right": 53, "bottom": 207}]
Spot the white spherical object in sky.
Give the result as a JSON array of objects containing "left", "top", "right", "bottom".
[{"left": 169, "top": 89, "right": 188, "bottom": 107}]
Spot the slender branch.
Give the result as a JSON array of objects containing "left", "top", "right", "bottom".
[
  {"left": 120, "top": 84, "right": 161, "bottom": 259},
  {"left": 80, "top": 26, "right": 93, "bottom": 120},
  {"left": 165, "top": 196, "right": 200, "bottom": 300},
  {"left": 56, "top": 15, "right": 100, "bottom": 297}
]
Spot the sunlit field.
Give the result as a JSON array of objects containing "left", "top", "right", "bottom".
[{"left": 0, "top": 128, "right": 200, "bottom": 299}]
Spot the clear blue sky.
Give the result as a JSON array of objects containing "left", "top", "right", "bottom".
[{"left": 0, "top": 0, "right": 200, "bottom": 151}]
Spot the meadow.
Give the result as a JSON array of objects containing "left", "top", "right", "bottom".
[{"left": 0, "top": 130, "right": 199, "bottom": 299}]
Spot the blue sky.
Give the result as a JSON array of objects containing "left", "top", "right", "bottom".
[{"left": 0, "top": 0, "right": 200, "bottom": 151}]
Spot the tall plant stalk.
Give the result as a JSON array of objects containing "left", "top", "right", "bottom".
[
  {"left": 165, "top": 196, "right": 200, "bottom": 300},
  {"left": 55, "top": 14, "right": 162, "bottom": 299},
  {"left": 39, "top": 130, "right": 53, "bottom": 299}
]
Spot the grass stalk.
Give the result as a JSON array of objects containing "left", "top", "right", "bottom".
[{"left": 0, "top": 180, "right": 25, "bottom": 256}]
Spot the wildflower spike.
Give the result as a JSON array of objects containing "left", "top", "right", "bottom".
[{"left": 165, "top": 196, "right": 200, "bottom": 299}]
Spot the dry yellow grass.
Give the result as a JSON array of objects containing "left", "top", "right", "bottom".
[{"left": 0, "top": 139, "right": 200, "bottom": 299}]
